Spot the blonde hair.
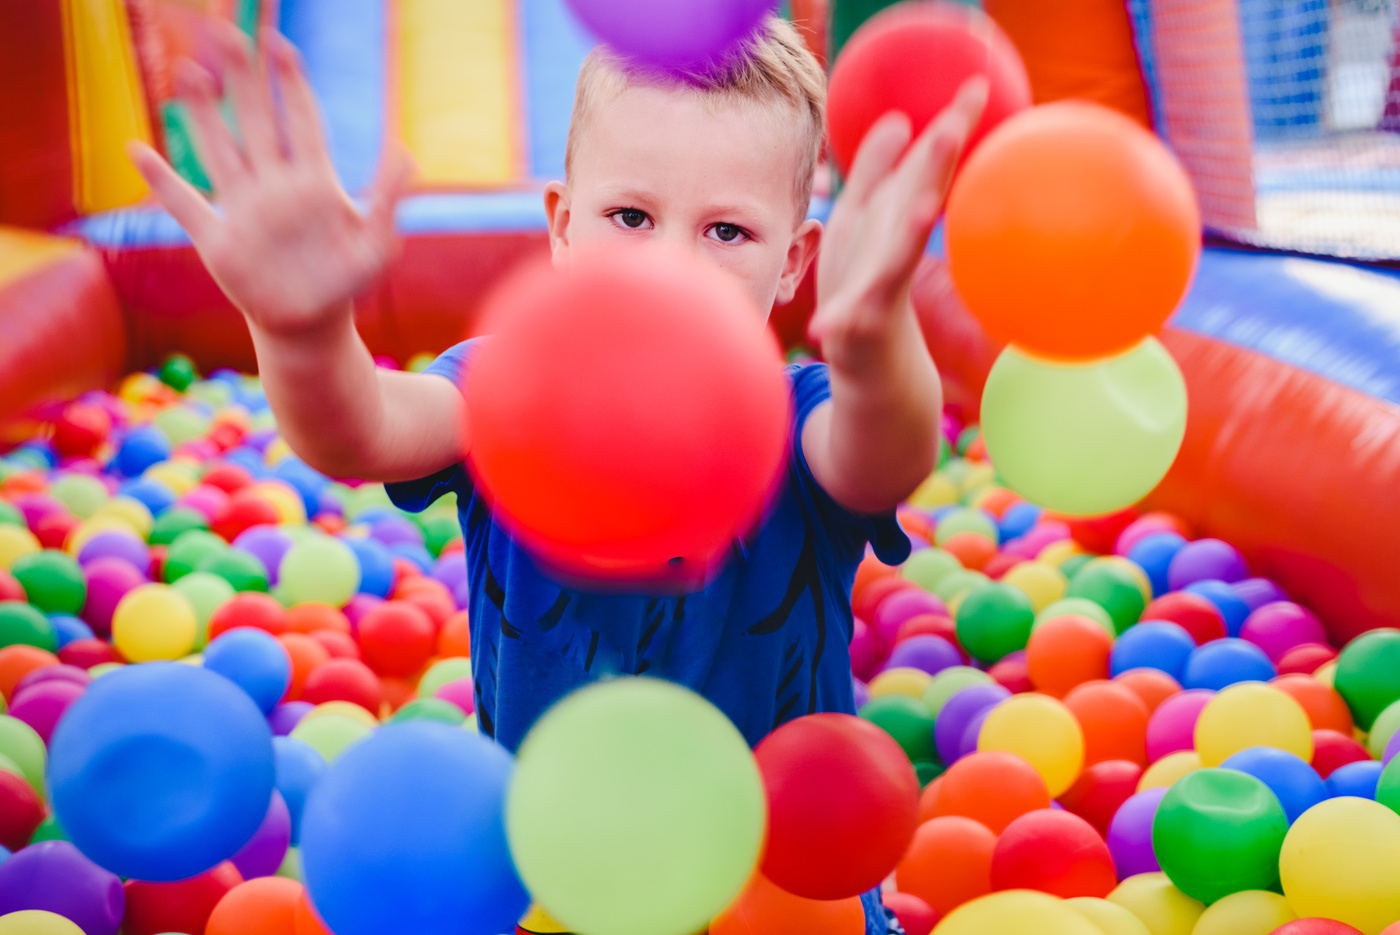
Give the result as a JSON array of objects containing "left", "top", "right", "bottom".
[{"left": 564, "top": 16, "right": 827, "bottom": 222}]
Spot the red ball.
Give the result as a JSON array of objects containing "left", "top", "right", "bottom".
[
  {"left": 59, "top": 638, "right": 123, "bottom": 669},
  {"left": 308, "top": 629, "right": 360, "bottom": 660},
  {"left": 302, "top": 658, "right": 382, "bottom": 715},
  {"left": 988, "top": 654, "right": 1032, "bottom": 693},
  {"left": 0, "top": 769, "right": 44, "bottom": 851},
  {"left": 896, "top": 614, "right": 965, "bottom": 658},
  {"left": 990, "top": 808, "right": 1117, "bottom": 898},
  {"left": 0, "top": 569, "right": 24, "bottom": 603},
  {"left": 883, "top": 891, "right": 938, "bottom": 935},
  {"left": 854, "top": 577, "right": 917, "bottom": 625},
  {"left": 212, "top": 490, "right": 280, "bottom": 543},
  {"left": 1141, "top": 592, "right": 1227, "bottom": 644},
  {"left": 209, "top": 592, "right": 287, "bottom": 641},
  {"left": 466, "top": 247, "right": 789, "bottom": 585},
  {"left": 33, "top": 511, "right": 79, "bottom": 550},
  {"left": 1066, "top": 509, "right": 1139, "bottom": 556},
  {"left": 1278, "top": 642, "right": 1338, "bottom": 675},
  {"left": 1310, "top": 729, "right": 1372, "bottom": 778},
  {"left": 52, "top": 403, "right": 111, "bottom": 458},
  {"left": 202, "top": 464, "right": 254, "bottom": 495},
  {"left": 755, "top": 712, "right": 920, "bottom": 900},
  {"left": 357, "top": 602, "right": 436, "bottom": 678},
  {"left": 123, "top": 861, "right": 244, "bottom": 935},
  {"left": 1057, "top": 759, "right": 1143, "bottom": 836},
  {"left": 1271, "top": 921, "right": 1367, "bottom": 935},
  {"left": 827, "top": 1, "right": 1031, "bottom": 175}
]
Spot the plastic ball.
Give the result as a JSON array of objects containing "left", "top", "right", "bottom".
[
  {"left": 342, "top": 537, "right": 394, "bottom": 598},
  {"left": 1068, "top": 561, "right": 1148, "bottom": 635},
  {"left": 229, "top": 790, "right": 291, "bottom": 880},
  {"left": 1240, "top": 603, "right": 1327, "bottom": 663},
  {"left": 121, "top": 861, "right": 243, "bottom": 935},
  {"left": 51, "top": 404, "right": 111, "bottom": 459},
  {"left": 163, "top": 531, "right": 227, "bottom": 584},
  {"left": 1060, "top": 759, "right": 1144, "bottom": 837},
  {"left": 882, "top": 635, "right": 961, "bottom": 678},
  {"left": 1271, "top": 921, "right": 1367, "bottom": 935},
  {"left": 8, "top": 679, "right": 84, "bottom": 744},
  {"left": 0, "top": 771, "right": 43, "bottom": 852},
  {"left": 209, "top": 592, "right": 286, "bottom": 640},
  {"left": 1334, "top": 629, "right": 1400, "bottom": 731},
  {"left": 991, "top": 808, "right": 1117, "bottom": 898},
  {"left": 0, "top": 605, "right": 57, "bottom": 653},
  {"left": 956, "top": 583, "right": 1034, "bottom": 663},
  {"left": 1219, "top": 747, "right": 1326, "bottom": 824},
  {"left": 1195, "top": 682, "right": 1313, "bottom": 767},
  {"left": 1107, "top": 872, "right": 1203, "bottom": 935},
  {"left": 272, "top": 736, "right": 326, "bottom": 845},
  {"left": 1107, "top": 787, "right": 1168, "bottom": 879},
  {"left": 80, "top": 556, "right": 149, "bottom": 639},
  {"left": 922, "top": 666, "right": 993, "bottom": 716},
  {"left": 10, "top": 552, "right": 85, "bottom": 616},
  {"left": 301, "top": 659, "right": 381, "bottom": 715},
  {"left": 1026, "top": 615, "right": 1113, "bottom": 698},
  {"left": 978, "top": 692, "right": 1085, "bottom": 796},
  {"left": 47, "top": 662, "right": 274, "bottom": 881},
  {"left": 114, "top": 427, "right": 171, "bottom": 478},
  {"left": 755, "top": 713, "right": 919, "bottom": 900},
  {"left": 934, "top": 889, "right": 1103, "bottom": 935},
  {"left": 1141, "top": 592, "right": 1227, "bottom": 645},
  {"left": 203, "top": 628, "right": 293, "bottom": 714},
  {"left": 1168, "top": 539, "right": 1248, "bottom": 590},
  {"left": 1126, "top": 532, "right": 1187, "bottom": 597},
  {"left": 0, "top": 527, "right": 40, "bottom": 572},
  {"left": 934, "top": 750, "right": 1049, "bottom": 833},
  {"left": 1112, "top": 622, "right": 1196, "bottom": 682},
  {"left": 1278, "top": 643, "right": 1338, "bottom": 676},
  {"left": 505, "top": 679, "right": 763, "bottom": 935},
  {"left": 869, "top": 667, "right": 932, "bottom": 700},
  {"left": 0, "top": 912, "right": 85, "bottom": 935},
  {"left": 1326, "top": 760, "right": 1383, "bottom": 800},
  {"left": 0, "top": 841, "right": 123, "bottom": 935},
  {"left": 1192, "top": 890, "right": 1295, "bottom": 935},
  {"left": 1310, "top": 729, "right": 1371, "bottom": 779},
  {"left": 1279, "top": 797, "right": 1400, "bottom": 934},
  {"left": 894, "top": 816, "right": 996, "bottom": 917},
  {"left": 874, "top": 582, "right": 947, "bottom": 647},
  {"left": 1145, "top": 688, "right": 1212, "bottom": 762},
  {"left": 1184, "top": 580, "right": 1252, "bottom": 637},
  {"left": 205, "top": 877, "right": 299, "bottom": 935},
  {"left": 1066, "top": 897, "right": 1153, "bottom": 935},
  {"left": 1065, "top": 680, "right": 1150, "bottom": 766},
  {"left": 562, "top": 0, "right": 773, "bottom": 72},
  {"left": 110, "top": 584, "right": 197, "bottom": 662},
  {"left": 1139, "top": 750, "right": 1203, "bottom": 791},
  {"left": 1001, "top": 560, "right": 1068, "bottom": 613},
  {"left": 882, "top": 892, "right": 936, "bottom": 935},
  {"left": 198, "top": 549, "right": 269, "bottom": 593},
  {"left": 278, "top": 536, "right": 359, "bottom": 608},
  {"left": 901, "top": 548, "right": 963, "bottom": 593},
  {"left": 356, "top": 602, "right": 435, "bottom": 679},
  {"left": 708, "top": 872, "right": 865, "bottom": 935},
  {"left": 860, "top": 692, "right": 937, "bottom": 764},
  {"left": 1183, "top": 638, "right": 1276, "bottom": 691},
  {"left": 934, "top": 683, "right": 1010, "bottom": 764},
  {"left": 466, "top": 248, "right": 787, "bottom": 585},
  {"left": 1152, "top": 768, "right": 1288, "bottom": 904}
]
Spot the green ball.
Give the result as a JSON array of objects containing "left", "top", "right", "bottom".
[
  {"left": 1370, "top": 699, "right": 1400, "bottom": 759},
  {"left": 290, "top": 713, "right": 371, "bottom": 762},
  {"left": 1059, "top": 554, "right": 1092, "bottom": 579},
  {"left": 421, "top": 515, "right": 461, "bottom": 558},
  {"left": 0, "top": 501, "right": 22, "bottom": 528},
  {"left": 159, "top": 353, "right": 198, "bottom": 392},
  {"left": 172, "top": 571, "right": 236, "bottom": 649},
  {"left": 914, "top": 759, "right": 945, "bottom": 787},
  {"left": 390, "top": 697, "right": 467, "bottom": 726},
  {"left": 956, "top": 583, "right": 1035, "bottom": 663},
  {"left": 0, "top": 602, "right": 58, "bottom": 652},
  {"left": 1035, "top": 597, "right": 1116, "bottom": 637},
  {"left": 1335, "top": 629, "right": 1400, "bottom": 731},
  {"left": 164, "top": 529, "right": 227, "bottom": 583},
  {"left": 1066, "top": 560, "right": 1146, "bottom": 634},
  {"left": 0, "top": 715, "right": 47, "bottom": 801},
  {"left": 933, "top": 569, "right": 989, "bottom": 604},
  {"left": 902, "top": 548, "right": 963, "bottom": 593},
  {"left": 506, "top": 679, "right": 764, "bottom": 935},
  {"left": 418, "top": 657, "right": 474, "bottom": 699},
  {"left": 280, "top": 535, "right": 360, "bottom": 607},
  {"left": 49, "top": 474, "right": 108, "bottom": 519},
  {"left": 1153, "top": 768, "right": 1288, "bottom": 904},
  {"left": 10, "top": 550, "right": 86, "bottom": 615},
  {"left": 956, "top": 426, "right": 981, "bottom": 456},
  {"left": 935, "top": 508, "right": 998, "bottom": 546},
  {"left": 859, "top": 693, "right": 936, "bottom": 763},
  {"left": 937, "top": 435, "right": 951, "bottom": 470},
  {"left": 922, "top": 666, "right": 994, "bottom": 717},
  {"left": 1376, "top": 755, "right": 1400, "bottom": 818},
  {"left": 153, "top": 406, "right": 210, "bottom": 446},
  {"left": 198, "top": 548, "right": 269, "bottom": 593},
  {"left": 29, "top": 812, "right": 66, "bottom": 844},
  {"left": 149, "top": 506, "right": 210, "bottom": 546},
  {"left": 187, "top": 379, "right": 232, "bottom": 407}
]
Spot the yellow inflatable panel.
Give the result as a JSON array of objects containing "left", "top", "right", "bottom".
[
  {"left": 398, "top": 0, "right": 520, "bottom": 187},
  {"left": 62, "top": 0, "right": 153, "bottom": 213},
  {"left": 0, "top": 228, "right": 82, "bottom": 289}
]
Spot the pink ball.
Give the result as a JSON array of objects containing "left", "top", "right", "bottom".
[
  {"left": 1114, "top": 515, "right": 1181, "bottom": 556},
  {"left": 81, "top": 556, "right": 146, "bottom": 638},
  {"left": 850, "top": 617, "right": 882, "bottom": 681},
  {"left": 177, "top": 484, "right": 230, "bottom": 521},
  {"left": 14, "top": 664, "right": 91, "bottom": 697},
  {"left": 1012, "top": 520, "right": 1071, "bottom": 558},
  {"left": 10, "top": 679, "right": 86, "bottom": 744},
  {"left": 872, "top": 589, "right": 947, "bottom": 649},
  {"left": 1239, "top": 602, "right": 1327, "bottom": 663},
  {"left": 434, "top": 676, "right": 476, "bottom": 716},
  {"left": 342, "top": 593, "right": 383, "bottom": 634},
  {"left": 1145, "top": 688, "right": 1214, "bottom": 763}
]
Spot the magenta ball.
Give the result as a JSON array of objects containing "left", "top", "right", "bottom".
[
  {"left": 13, "top": 494, "right": 66, "bottom": 530},
  {"left": 14, "top": 664, "right": 91, "bottom": 697},
  {"left": 1010, "top": 520, "right": 1071, "bottom": 558},
  {"left": 76, "top": 530, "right": 149, "bottom": 573},
  {"left": 1239, "top": 602, "right": 1327, "bottom": 663},
  {"left": 230, "top": 790, "right": 291, "bottom": 879},
  {"left": 873, "top": 588, "right": 947, "bottom": 648},
  {"left": 1107, "top": 786, "right": 1167, "bottom": 879},
  {"left": 849, "top": 617, "right": 882, "bottom": 682},
  {"left": 341, "top": 593, "right": 383, "bottom": 633},
  {"left": 883, "top": 634, "right": 962, "bottom": 677},
  {"left": 1167, "top": 539, "right": 1248, "bottom": 589},
  {"left": 0, "top": 840, "right": 124, "bottom": 935},
  {"left": 178, "top": 484, "right": 230, "bottom": 521},
  {"left": 81, "top": 557, "right": 146, "bottom": 637},
  {"left": 1115, "top": 515, "right": 1181, "bottom": 556},
  {"left": 434, "top": 676, "right": 476, "bottom": 716},
  {"left": 563, "top": 0, "right": 777, "bottom": 72},
  {"left": 10, "top": 679, "right": 87, "bottom": 744},
  {"left": 1145, "top": 688, "right": 1214, "bottom": 762}
]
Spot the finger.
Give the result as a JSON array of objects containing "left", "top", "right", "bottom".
[
  {"left": 214, "top": 21, "right": 282, "bottom": 167},
  {"left": 267, "top": 31, "right": 332, "bottom": 169},
  {"left": 174, "top": 59, "right": 250, "bottom": 192},
  {"left": 128, "top": 141, "right": 220, "bottom": 241},
  {"left": 367, "top": 144, "right": 417, "bottom": 246},
  {"left": 894, "top": 78, "right": 989, "bottom": 209},
  {"left": 839, "top": 111, "right": 912, "bottom": 207}
]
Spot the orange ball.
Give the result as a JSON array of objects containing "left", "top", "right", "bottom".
[
  {"left": 978, "top": 488, "right": 1021, "bottom": 520},
  {"left": 854, "top": 556, "right": 899, "bottom": 605},
  {"left": 437, "top": 610, "right": 471, "bottom": 658},
  {"left": 1271, "top": 673, "right": 1355, "bottom": 735},
  {"left": 1025, "top": 615, "right": 1112, "bottom": 698},
  {"left": 917, "top": 776, "right": 944, "bottom": 824},
  {"left": 1064, "top": 680, "right": 1150, "bottom": 767},
  {"left": 206, "top": 878, "right": 301, "bottom": 935},
  {"left": 934, "top": 750, "right": 1050, "bottom": 833},
  {"left": 0, "top": 645, "right": 60, "bottom": 701},
  {"left": 293, "top": 890, "right": 331, "bottom": 935},
  {"left": 942, "top": 532, "right": 998, "bottom": 572},
  {"left": 895, "top": 816, "right": 996, "bottom": 917},
  {"left": 277, "top": 632, "right": 331, "bottom": 702},
  {"left": 709, "top": 872, "right": 865, "bottom": 935},
  {"left": 284, "top": 602, "right": 350, "bottom": 635},
  {"left": 946, "top": 101, "right": 1200, "bottom": 361},
  {"left": 1114, "top": 668, "right": 1182, "bottom": 713}
]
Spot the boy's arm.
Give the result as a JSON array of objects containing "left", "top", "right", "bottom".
[
  {"left": 129, "top": 23, "right": 465, "bottom": 483},
  {"left": 802, "top": 81, "right": 988, "bottom": 515}
]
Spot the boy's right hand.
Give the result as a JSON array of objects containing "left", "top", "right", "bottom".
[{"left": 129, "top": 22, "right": 413, "bottom": 339}]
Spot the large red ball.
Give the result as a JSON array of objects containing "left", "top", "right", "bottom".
[
  {"left": 1057, "top": 759, "right": 1143, "bottom": 836},
  {"left": 301, "top": 658, "right": 382, "bottom": 715},
  {"left": 124, "top": 862, "right": 244, "bottom": 935},
  {"left": 52, "top": 403, "right": 111, "bottom": 458},
  {"left": 755, "top": 712, "right": 920, "bottom": 900},
  {"left": 827, "top": 0, "right": 1031, "bottom": 175},
  {"left": 466, "top": 247, "right": 790, "bottom": 584},
  {"left": 990, "top": 808, "right": 1117, "bottom": 898},
  {"left": 357, "top": 602, "right": 436, "bottom": 678},
  {"left": 209, "top": 592, "right": 287, "bottom": 641}
]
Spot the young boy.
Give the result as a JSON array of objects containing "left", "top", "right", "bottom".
[{"left": 132, "top": 15, "right": 985, "bottom": 934}]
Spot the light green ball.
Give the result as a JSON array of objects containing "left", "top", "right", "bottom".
[
  {"left": 418, "top": 658, "right": 474, "bottom": 699},
  {"left": 279, "top": 535, "right": 359, "bottom": 607},
  {"left": 902, "top": 548, "right": 964, "bottom": 593},
  {"left": 49, "top": 474, "right": 108, "bottom": 519},
  {"left": 1035, "top": 597, "right": 1117, "bottom": 637},
  {"left": 391, "top": 697, "right": 467, "bottom": 726},
  {"left": 172, "top": 572, "right": 236, "bottom": 649},
  {"left": 290, "top": 713, "right": 372, "bottom": 762},
  {"left": 1369, "top": 698, "right": 1400, "bottom": 759},
  {"left": 922, "top": 666, "right": 995, "bottom": 717},
  {"left": 933, "top": 569, "right": 989, "bottom": 604},
  {"left": 153, "top": 406, "right": 210, "bottom": 445},
  {"left": 934, "top": 507, "right": 999, "bottom": 546},
  {"left": 0, "top": 715, "right": 46, "bottom": 801}
]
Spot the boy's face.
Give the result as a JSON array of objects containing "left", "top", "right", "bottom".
[{"left": 545, "top": 84, "right": 822, "bottom": 319}]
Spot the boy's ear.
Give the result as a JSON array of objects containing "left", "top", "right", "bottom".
[
  {"left": 774, "top": 219, "right": 822, "bottom": 307},
  {"left": 543, "top": 181, "right": 571, "bottom": 268}
]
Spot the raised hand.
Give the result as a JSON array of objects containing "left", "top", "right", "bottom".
[{"left": 128, "top": 21, "right": 413, "bottom": 339}]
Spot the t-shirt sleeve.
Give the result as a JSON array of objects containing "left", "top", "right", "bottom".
[
  {"left": 788, "top": 362, "right": 912, "bottom": 567},
  {"left": 384, "top": 340, "right": 478, "bottom": 514}
]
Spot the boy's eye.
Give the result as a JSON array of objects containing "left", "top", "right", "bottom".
[
  {"left": 609, "top": 209, "right": 652, "bottom": 230},
  {"left": 707, "top": 223, "right": 749, "bottom": 244}
]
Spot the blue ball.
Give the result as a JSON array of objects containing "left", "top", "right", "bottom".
[
  {"left": 301, "top": 722, "right": 529, "bottom": 935},
  {"left": 388, "top": 542, "right": 434, "bottom": 574},
  {"left": 223, "top": 448, "right": 269, "bottom": 478},
  {"left": 47, "top": 662, "right": 274, "bottom": 881},
  {"left": 345, "top": 537, "right": 395, "bottom": 599},
  {"left": 119, "top": 477, "right": 177, "bottom": 517},
  {"left": 1220, "top": 747, "right": 1325, "bottom": 823},
  {"left": 272, "top": 458, "right": 328, "bottom": 521},
  {"left": 274, "top": 735, "right": 327, "bottom": 846},
  {"left": 1183, "top": 638, "right": 1276, "bottom": 691},
  {"left": 1127, "top": 532, "right": 1186, "bottom": 597},
  {"left": 998, "top": 502, "right": 1041, "bottom": 543},
  {"left": 114, "top": 426, "right": 171, "bottom": 478},
  {"left": 1326, "top": 760, "right": 1384, "bottom": 800},
  {"left": 49, "top": 614, "right": 95, "bottom": 649},
  {"left": 1184, "top": 580, "right": 1252, "bottom": 636},
  {"left": 1111, "top": 621, "right": 1196, "bottom": 681},
  {"left": 203, "top": 628, "right": 292, "bottom": 714}
]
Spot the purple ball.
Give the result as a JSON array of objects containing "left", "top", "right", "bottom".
[
  {"left": 1385, "top": 728, "right": 1400, "bottom": 767},
  {"left": 10, "top": 679, "right": 86, "bottom": 744},
  {"left": 230, "top": 790, "right": 291, "bottom": 879},
  {"left": 76, "top": 530, "right": 149, "bottom": 574},
  {"left": 14, "top": 664, "right": 92, "bottom": 696},
  {"left": 1232, "top": 578, "right": 1288, "bottom": 613},
  {"left": 957, "top": 706, "right": 994, "bottom": 760},
  {"left": 431, "top": 553, "right": 468, "bottom": 596},
  {"left": 80, "top": 557, "right": 146, "bottom": 638},
  {"left": 1107, "top": 787, "right": 1168, "bottom": 879},
  {"left": 852, "top": 678, "right": 870, "bottom": 711},
  {"left": 1167, "top": 538, "right": 1248, "bottom": 590},
  {"left": 935, "top": 683, "right": 1010, "bottom": 765},
  {"left": 1239, "top": 602, "right": 1328, "bottom": 663},
  {"left": 233, "top": 526, "right": 294, "bottom": 586},
  {"left": 0, "top": 840, "right": 124, "bottom": 935},
  {"left": 563, "top": 0, "right": 778, "bottom": 72},
  {"left": 267, "top": 701, "right": 314, "bottom": 737},
  {"left": 883, "top": 635, "right": 962, "bottom": 677},
  {"left": 434, "top": 676, "right": 476, "bottom": 716},
  {"left": 873, "top": 589, "right": 947, "bottom": 648},
  {"left": 369, "top": 516, "right": 423, "bottom": 548}
]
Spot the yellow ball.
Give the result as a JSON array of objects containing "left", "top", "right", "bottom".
[
  {"left": 301, "top": 700, "right": 379, "bottom": 728},
  {"left": 1039, "top": 539, "right": 1080, "bottom": 567},
  {"left": 91, "top": 496, "right": 154, "bottom": 538},
  {"left": 88, "top": 662, "right": 124, "bottom": 680},
  {"left": 253, "top": 480, "right": 307, "bottom": 525},
  {"left": 909, "top": 473, "right": 959, "bottom": 510},
  {"left": 1002, "top": 561, "right": 1069, "bottom": 613},
  {"left": 265, "top": 437, "right": 293, "bottom": 466},
  {"left": 1279, "top": 796, "right": 1400, "bottom": 935},
  {"left": 1137, "top": 751, "right": 1201, "bottom": 792},
  {"left": 117, "top": 372, "right": 161, "bottom": 404},
  {"left": 0, "top": 526, "right": 40, "bottom": 570},
  {"left": 1194, "top": 682, "right": 1313, "bottom": 767},
  {"left": 111, "top": 584, "right": 198, "bottom": 662},
  {"left": 290, "top": 712, "right": 373, "bottom": 762},
  {"left": 869, "top": 667, "right": 934, "bottom": 700},
  {"left": 959, "top": 462, "right": 997, "bottom": 495},
  {"left": 1191, "top": 890, "right": 1294, "bottom": 935},
  {"left": 1314, "top": 660, "right": 1337, "bottom": 688},
  {"left": 934, "top": 890, "right": 1101, "bottom": 935},
  {"left": 1108, "top": 873, "right": 1203, "bottom": 935},
  {"left": 144, "top": 462, "right": 197, "bottom": 495},
  {"left": 978, "top": 692, "right": 1085, "bottom": 797},
  {"left": 0, "top": 912, "right": 84, "bottom": 935},
  {"left": 1065, "top": 897, "right": 1152, "bottom": 935}
]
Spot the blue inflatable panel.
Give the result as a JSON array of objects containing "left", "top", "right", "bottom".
[
  {"left": 1169, "top": 247, "right": 1400, "bottom": 405},
  {"left": 395, "top": 191, "right": 549, "bottom": 233},
  {"left": 519, "top": 0, "right": 594, "bottom": 181},
  {"left": 279, "top": 0, "right": 386, "bottom": 194}
]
